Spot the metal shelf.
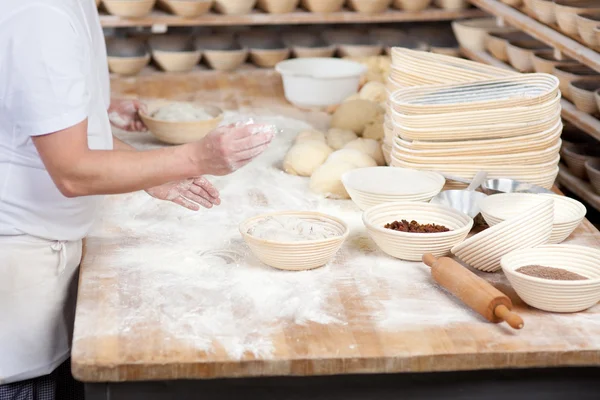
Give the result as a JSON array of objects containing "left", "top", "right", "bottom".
[
  {"left": 469, "top": 0, "right": 600, "bottom": 73},
  {"left": 460, "top": 47, "right": 600, "bottom": 143},
  {"left": 99, "top": 7, "right": 485, "bottom": 28}
]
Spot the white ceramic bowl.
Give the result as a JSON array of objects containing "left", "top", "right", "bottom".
[
  {"left": 479, "top": 193, "right": 586, "bottom": 244},
  {"left": 363, "top": 202, "right": 473, "bottom": 261},
  {"left": 502, "top": 245, "right": 600, "bottom": 312},
  {"left": 239, "top": 211, "right": 349, "bottom": 271},
  {"left": 342, "top": 167, "right": 445, "bottom": 210},
  {"left": 275, "top": 58, "right": 367, "bottom": 109},
  {"left": 451, "top": 199, "right": 554, "bottom": 272}
]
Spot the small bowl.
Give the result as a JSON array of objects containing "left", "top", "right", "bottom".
[
  {"left": 106, "top": 37, "right": 150, "bottom": 76},
  {"left": 569, "top": 79, "right": 600, "bottom": 115},
  {"left": 481, "top": 178, "right": 553, "bottom": 195},
  {"left": 342, "top": 167, "right": 445, "bottom": 210},
  {"left": 256, "top": 0, "right": 299, "bottom": 13},
  {"left": 347, "top": 0, "right": 393, "bottom": 14},
  {"left": 150, "top": 35, "right": 202, "bottom": 72},
  {"left": 479, "top": 193, "right": 586, "bottom": 244},
  {"left": 553, "top": 64, "right": 600, "bottom": 101},
  {"left": 434, "top": 0, "right": 470, "bottom": 10},
  {"left": 139, "top": 101, "right": 223, "bottom": 145},
  {"left": 275, "top": 58, "right": 367, "bottom": 109},
  {"left": 506, "top": 40, "right": 550, "bottom": 72},
  {"left": 501, "top": 245, "right": 600, "bottom": 313},
  {"left": 283, "top": 32, "right": 337, "bottom": 58},
  {"left": 239, "top": 211, "right": 349, "bottom": 271},
  {"left": 555, "top": 0, "right": 600, "bottom": 36},
  {"left": 103, "top": 0, "right": 156, "bottom": 18},
  {"left": 392, "top": 0, "right": 432, "bottom": 11},
  {"left": 204, "top": 47, "right": 248, "bottom": 71},
  {"left": 531, "top": 49, "right": 577, "bottom": 74},
  {"left": 250, "top": 47, "right": 290, "bottom": 68},
  {"left": 213, "top": 0, "right": 257, "bottom": 14},
  {"left": 451, "top": 199, "right": 554, "bottom": 272},
  {"left": 452, "top": 17, "right": 515, "bottom": 52},
  {"left": 300, "top": 0, "right": 345, "bottom": 12},
  {"left": 576, "top": 12, "right": 600, "bottom": 47},
  {"left": 585, "top": 159, "right": 600, "bottom": 194},
  {"left": 157, "top": 0, "right": 213, "bottom": 17},
  {"left": 531, "top": 0, "right": 557, "bottom": 24},
  {"left": 362, "top": 202, "right": 473, "bottom": 261},
  {"left": 562, "top": 144, "right": 600, "bottom": 179},
  {"left": 485, "top": 31, "right": 531, "bottom": 62}
]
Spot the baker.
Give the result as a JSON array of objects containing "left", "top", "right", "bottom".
[{"left": 0, "top": 0, "right": 274, "bottom": 398}]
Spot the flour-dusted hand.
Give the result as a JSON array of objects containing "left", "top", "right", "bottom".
[
  {"left": 189, "top": 122, "right": 276, "bottom": 176},
  {"left": 108, "top": 99, "right": 147, "bottom": 132},
  {"left": 146, "top": 177, "right": 221, "bottom": 211}
]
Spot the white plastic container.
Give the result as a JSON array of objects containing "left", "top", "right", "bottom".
[{"left": 275, "top": 58, "right": 367, "bottom": 108}]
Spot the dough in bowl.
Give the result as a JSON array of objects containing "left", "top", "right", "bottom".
[
  {"left": 283, "top": 140, "right": 333, "bottom": 177},
  {"left": 152, "top": 102, "right": 215, "bottom": 122}
]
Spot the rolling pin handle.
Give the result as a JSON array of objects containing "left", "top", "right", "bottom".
[
  {"left": 494, "top": 305, "right": 524, "bottom": 330},
  {"left": 422, "top": 253, "right": 437, "bottom": 268}
]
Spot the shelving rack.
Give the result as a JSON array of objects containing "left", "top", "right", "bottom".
[{"left": 99, "top": 8, "right": 485, "bottom": 28}]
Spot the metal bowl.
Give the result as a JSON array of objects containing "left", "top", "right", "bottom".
[
  {"left": 429, "top": 190, "right": 488, "bottom": 219},
  {"left": 481, "top": 178, "right": 553, "bottom": 195}
]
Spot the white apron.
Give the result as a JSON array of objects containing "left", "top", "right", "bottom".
[{"left": 0, "top": 237, "right": 82, "bottom": 384}]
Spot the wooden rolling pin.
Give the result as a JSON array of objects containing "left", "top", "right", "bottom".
[{"left": 422, "top": 254, "right": 524, "bottom": 330}]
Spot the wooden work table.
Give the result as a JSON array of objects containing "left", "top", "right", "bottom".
[{"left": 75, "top": 70, "right": 600, "bottom": 400}]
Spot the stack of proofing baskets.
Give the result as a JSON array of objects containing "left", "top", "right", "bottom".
[{"left": 383, "top": 49, "right": 563, "bottom": 189}]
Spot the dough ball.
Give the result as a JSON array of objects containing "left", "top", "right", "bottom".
[
  {"left": 295, "top": 130, "right": 326, "bottom": 144},
  {"left": 330, "top": 100, "right": 385, "bottom": 136},
  {"left": 326, "top": 128, "right": 358, "bottom": 150},
  {"left": 327, "top": 149, "right": 377, "bottom": 169},
  {"left": 283, "top": 140, "right": 333, "bottom": 177},
  {"left": 344, "top": 138, "right": 385, "bottom": 166},
  {"left": 359, "top": 81, "right": 388, "bottom": 104},
  {"left": 310, "top": 161, "right": 357, "bottom": 199},
  {"left": 362, "top": 114, "right": 385, "bottom": 141},
  {"left": 343, "top": 93, "right": 361, "bottom": 103}
]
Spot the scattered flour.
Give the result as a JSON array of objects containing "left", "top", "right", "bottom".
[
  {"left": 248, "top": 216, "right": 340, "bottom": 242},
  {"left": 75, "top": 110, "right": 600, "bottom": 363},
  {"left": 153, "top": 102, "right": 214, "bottom": 122}
]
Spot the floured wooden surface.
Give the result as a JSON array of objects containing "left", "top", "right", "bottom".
[{"left": 72, "top": 70, "right": 600, "bottom": 382}]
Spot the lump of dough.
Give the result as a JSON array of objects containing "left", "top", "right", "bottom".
[
  {"left": 330, "top": 100, "right": 385, "bottom": 136},
  {"left": 344, "top": 138, "right": 385, "bottom": 166},
  {"left": 343, "top": 93, "right": 361, "bottom": 103},
  {"left": 362, "top": 114, "right": 385, "bottom": 141},
  {"left": 310, "top": 161, "right": 357, "bottom": 199},
  {"left": 283, "top": 140, "right": 333, "bottom": 177},
  {"left": 327, "top": 149, "right": 376, "bottom": 169},
  {"left": 295, "top": 130, "right": 326, "bottom": 144},
  {"left": 326, "top": 128, "right": 358, "bottom": 150},
  {"left": 359, "top": 81, "right": 387, "bottom": 105}
]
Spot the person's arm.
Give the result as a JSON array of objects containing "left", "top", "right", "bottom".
[
  {"left": 33, "top": 119, "right": 273, "bottom": 198},
  {"left": 112, "top": 135, "right": 136, "bottom": 151}
]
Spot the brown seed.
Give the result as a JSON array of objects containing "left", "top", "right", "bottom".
[
  {"left": 516, "top": 265, "right": 589, "bottom": 281},
  {"left": 384, "top": 219, "right": 450, "bottom": 233}
]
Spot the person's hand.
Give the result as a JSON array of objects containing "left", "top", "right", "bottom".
[
  {"left": 189, "top": 122, "right": 275, "bottom": 176},
  {"left": 146, "top": 177, "right": 221, "bottom": 211},
  {"left": 108, "top": 99, "right": 147, "bottom": 132}
]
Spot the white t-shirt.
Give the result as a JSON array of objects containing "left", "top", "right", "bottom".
[{"left": 0, "top": 0, "right": 113, "bottom": 241}]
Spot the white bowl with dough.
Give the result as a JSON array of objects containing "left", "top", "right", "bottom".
[
  {"left": 342, "top": 167, "right": 445, "bottom": 210},
  {"left": 139, "top": 101, "right": 223, "bottom": 145},
  {"left": 479, "top": 193, "right": 586, "bottom": 244},
  {"left": 239, "top": 211, "right": 349, "bottom": 271},
  {"left": 362, "top": 202, "right": 473, "bottom": 261},
  {"left": 275, "top": 58, "right": 367, "bottom": 109},
  {"left": 501, "top": 245, "right": 600, "bottom": 313}
]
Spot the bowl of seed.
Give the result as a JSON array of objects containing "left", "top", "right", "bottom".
[
  {"left": 362, "top": 201, "right": 473, "bottom": 261},
  {"left": 501, "top": 244, "right": 600, "bottom": 313}
]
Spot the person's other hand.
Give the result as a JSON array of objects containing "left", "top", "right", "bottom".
[
  {"left": 109, "top": 99, "right": 147, "bottom": 132},
  {"left": 146, "top": 177, "right": 221, "bottom": 211},
  {"left": 189, "top": 123, "right": 275, "bottom": 176}
]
